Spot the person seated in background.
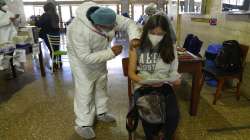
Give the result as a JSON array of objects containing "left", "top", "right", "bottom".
[
  {"left": 35, "top": 2, "right": 60, "bottom": 57},
  {"left": 137, "top": 3, "right": 176, "bottom": 43},
  {"left": 35, "top": 2, "right": 60, "bottom": 68},
  {"left": 128, "top": 14, "right": 180, "bottom": 140}
]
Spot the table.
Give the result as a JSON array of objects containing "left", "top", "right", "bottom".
[
  {"left": 0, "top": 43, "right": 16, "bottom": 77},
  {"left": 19, "top": 26, "right": 46, "bottom": 77},
  {"left": 178, "top": 51, "right": 203, "bottom": 116}
]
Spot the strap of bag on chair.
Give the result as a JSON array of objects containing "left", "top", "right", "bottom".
[{"left": 126, "top": 106, "right": 139, "bottom": 133}]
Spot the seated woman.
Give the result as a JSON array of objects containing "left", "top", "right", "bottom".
[
  {"left": 128, "top": 14, "right": 180, "bottom": 140},
  {"left": 35, "top": 2, "right": 61, "bottom": 68}
]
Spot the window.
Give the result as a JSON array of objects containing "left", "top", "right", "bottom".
[
  {"left": 222, "top": 0, "right": 250, "bottom": 11},
  {"left": 118, "top": 4, "right": 121, "bottom": 14},
  {"left": 22, "top": 0, "right": 46, "bottom": 2},
  {"left": 72, "top": 5, "right": 79, "bottom": 17},
  {"left": 172, "top": 0, "right": 203, "bottom": 14},
  {"left": 34, "top": 6, "right": 44, "bottom": 15},
  {"left": 133, "top": 4, "right": 143, "bottom": 21},
  {"left": 100, "top": 4, "right": 118, "bottom": 13},
  {"left": 129, "top": 4, "right": 132, "bottom": 18},
  {"left": 61, "top": 5, "right": 71, "bottom": 22},
  {"left": 24, "top": 5, "right": 35, "bottom": 20}
]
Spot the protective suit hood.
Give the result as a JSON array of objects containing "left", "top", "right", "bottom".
[{"left": 75, "top": 1, "right": 97, "bottom": 30}]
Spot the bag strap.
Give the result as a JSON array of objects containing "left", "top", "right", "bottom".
[
  {"left": 126, "top": 106, "right": 139, "bottom": 133},
  {"left": 89, "top": 28, "right": 111, "bottom": 42}
]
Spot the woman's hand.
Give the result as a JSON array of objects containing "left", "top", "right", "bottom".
[{"left": 130, "top": 39, "right": 141, "bottom": 49}]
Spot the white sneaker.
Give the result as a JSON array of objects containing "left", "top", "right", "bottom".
[
  {"left": 97, "top": 113, "right": 116, "bottom": 123},
  {"left": 74, "top": 126, "right": 96, "bottom": 139}
]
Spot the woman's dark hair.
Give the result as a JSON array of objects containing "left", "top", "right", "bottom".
[
  {"left": 140, "top": 14, "right": 175, "bottom": 64},
  {"left": 43, "top": 2, "right": 59, "bottom": 29},
  {"left": 44, "top": 2, "right": 56, "bottom": 13}
]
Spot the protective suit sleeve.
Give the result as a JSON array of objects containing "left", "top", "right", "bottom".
[
  {"left": 115, "top": 15, "right": 141, "bottom": 41},
  {"left": 0, "top": 11, "right": 11, "bottom": 27},
  {"left": 67, "top": 27, "right": 115, "bottom": 64}
]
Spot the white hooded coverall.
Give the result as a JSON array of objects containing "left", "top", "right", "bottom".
[
  {"left": 66, "top": 1, "right": 140, "bottom": 127},
  {"left": 0, "top": 10, "right": 17, "bottom": 44}
]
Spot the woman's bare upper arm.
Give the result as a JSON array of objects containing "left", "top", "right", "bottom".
[{"left": 128, "top": 47, "right": 137, "bottom": 76}]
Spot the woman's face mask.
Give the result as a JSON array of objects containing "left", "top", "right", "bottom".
[{"left": 148, "top": 33, "right": 164, "bottom": 47}]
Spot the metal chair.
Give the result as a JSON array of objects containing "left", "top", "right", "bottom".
[{"left": 47, "top": 34, "right": 67, "bottom": 72}]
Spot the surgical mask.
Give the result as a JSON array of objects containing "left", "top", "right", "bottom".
[{"left": 148, "top": 33, "right": 164, "bottom": 47}]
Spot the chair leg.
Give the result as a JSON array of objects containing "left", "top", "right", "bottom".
[
  {"left": 236, "top": 81, "right": 241, "bottom": 101},
  {"left": 56, "top": 56, "right": 59, "bottom": 69},
  {"left": 10, "top": 58, "right": 17, "bottom": 78},
  {"left": 172, "top": 131, "right": 177, "bottom": 140},
  {"left": 128, "top": 132, "right": 133, "bottom": 140},
  {"left": 213, "top": 79, "right": 224, "bottom": 105},
  {"left": 199, "top": 73, "right": 206, "bottom": 93},
  {"left": 51, "top": 55, "right": 54, "bottom": 73}
]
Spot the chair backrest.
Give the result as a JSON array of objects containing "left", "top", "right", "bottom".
[
  {"left": 122, "top": 57, "right": 129, "bottom": 77},
  {"left": 239, "top": 44, "right": 249, "bottom": 66},
  {"left": 47, "top": 34, "right": 60, "bottom": 52},
  {"left": 122, "top": 57, "right": 133, "bottom": 104}
]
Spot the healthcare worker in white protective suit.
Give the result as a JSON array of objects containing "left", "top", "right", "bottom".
[
  {"left": 0, "top": 0, "right": 17, "bottom": 44},
  {"left": 66, "top": 1, "right": 141, "bottom": 139}
]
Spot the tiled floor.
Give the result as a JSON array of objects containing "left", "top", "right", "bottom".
[{"left": 0, "top": 38, "right": 250, "bottom": 140}]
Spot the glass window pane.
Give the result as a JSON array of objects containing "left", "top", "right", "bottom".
[
  {"left": 23, "top": 0, "right": 46, "bottom": 2},
  {"left": 72, "top": 5, "right": 79, "bottom": 17},
  {"left": 129, "top": 4, "right": 132, "bottom": 18},
  {"left": 24, "top": 5, "right": 34, "bottom": 20},
  {"left": 134, "top": 4, "right": 142, "bottom": 22},
  {"left": 61, "top": 5, "right": 71, "bottom": 22},
  {"left": 100, "top": 4, "right": 117, "bottom": 13},
  {"left": 237, "top": 0, "right": 245, "bottom": 5},
  {"left": 144, "top": 4, "right": 150, "bottom": 10},
  {"left": 222, "top": 0, "right": 246, "bottom": 11},
  {"left": 34, "top": 6, "right": 44, "bottom": 16}
]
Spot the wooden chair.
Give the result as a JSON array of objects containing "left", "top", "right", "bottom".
[
  {"left": 122, "top": 57, "right": 135, "bottom": 140},
  {"left": 202, "top": 44, "right": 249, "bottom": 104},
  {"left": 47, "top": 34, "right": 67, "bottom": 72},
  {"left": 122, "top": 57, "right": 133, "bottom": 104}
]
